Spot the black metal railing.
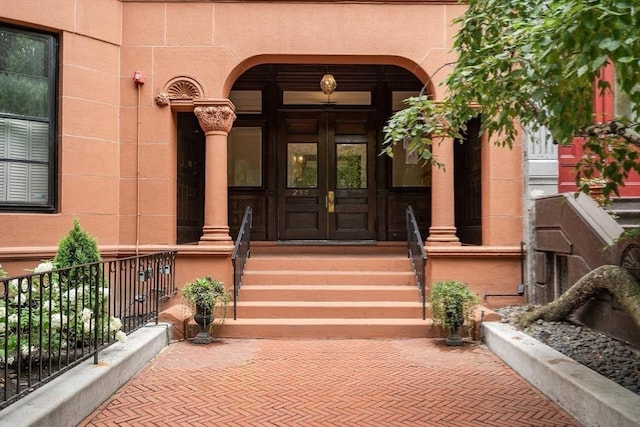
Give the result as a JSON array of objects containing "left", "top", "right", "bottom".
[
  {"left": 0, "top": 251, "right": 176, "bottom": 410},
  {"left": 232, "top": 206, "right": 253, "bottom": 320},
  {"left": 406, "top": 206, "right": 427, "bottom": 320}
]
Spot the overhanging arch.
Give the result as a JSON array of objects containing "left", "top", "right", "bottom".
[{"left": 223, "top": 61, "right": 432, "bottom": 242}]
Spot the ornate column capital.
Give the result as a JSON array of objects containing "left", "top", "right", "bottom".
[{"left": 193, "top": 99, "right": 236, "bottom": 134}]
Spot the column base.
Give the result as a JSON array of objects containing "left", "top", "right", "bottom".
[
  {"left": 199, "top": 225, "right": 232, "bottom": 245},
  {"left": 426, "top": 226, "right": 461, "bottom": 246}
]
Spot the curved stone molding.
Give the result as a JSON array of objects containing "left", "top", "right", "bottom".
[
  {"left": 194, "top": 104, "right": 236, "bottom": 133},
  {"left": 156, "top": 75, "right": 205, "bottom": 108},
  {"left": 168, "top": 80, "right": 200, "bottom": 99}
]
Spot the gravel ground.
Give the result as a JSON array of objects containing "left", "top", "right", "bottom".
[{"left": 495, "top": 305, "right": 640, "bottom": 396}]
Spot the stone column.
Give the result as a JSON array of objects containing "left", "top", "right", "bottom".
[
  {"left": 193, "top": 99, "right": 236, "bottom": 245},
  {"left": 426, "top": 137, "right": 460, "bottom": 246}
]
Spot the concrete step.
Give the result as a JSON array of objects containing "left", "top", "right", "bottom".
[
  {"left": 243, "top": 270, "right": 415, "bottom": 286},
  {"left": 218, "top": 318, "right": 434, "bottom": 339},
  {"left": 607, "top": 209, "right": 640, "bottom": 229},
  {"left": 604, "top": 197, "right": 640, "bottom": 230},
  {"left": 247, "top": 254, "right": 412, "bottom": 271},
  {"left": 250, "top": 242, "right": 406, "bottom": 256},
  {"left": 606, "top": 197, "right": 640, "bottom": 211},
  {"left": 230, "top": 245, "right": 425, "bottom": 338},
  {"left": 234, "top": 301, "right": 426, "bottom": 319},
  {"left": 239, "top": 284, "right": 420, "bottom": 302}
]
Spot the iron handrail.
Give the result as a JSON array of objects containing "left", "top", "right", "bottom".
[
  {"left": 231, "top": 206, "right": 253, "bottom": 320},
  {"left": 406, "top": 206, "right": 427, "bottom": 320},
  {"left": 0, "top": 251, "right": 177, "bottom": 410}
]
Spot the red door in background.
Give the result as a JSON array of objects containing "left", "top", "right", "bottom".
[{"left": 558, "top": 65, "right": 640, "bottom": 196}]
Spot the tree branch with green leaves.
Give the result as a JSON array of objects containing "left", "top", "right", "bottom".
[{"left": 384, "top": 0, "right": 640, "bottom": 200}]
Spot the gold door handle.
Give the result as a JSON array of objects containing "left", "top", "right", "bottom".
[{"left": 327, "top": 191, "right": 335, "bottom": 213}]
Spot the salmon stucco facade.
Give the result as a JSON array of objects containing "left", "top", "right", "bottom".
[{"left": 0, "top": 0, "right": 524, "bottom": 307}]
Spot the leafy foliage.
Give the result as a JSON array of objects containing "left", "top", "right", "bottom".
[
  {"left": 181, "top": 276, "right": 230, "bottom": 330},
  {"left": 1, "top": 262, "right": 124, "bottom": 368},
  {"left": 383, "top": 98, "right": 448, "bottom": 169},
  {"left": 54, "top": 219, "right": 102, "bottom": 269},
  {"left": 429, "top": 280, "right": 481, "bottom": 335},
  {"left": 384, "top": 0, "right": 640, "bottom": 199}
]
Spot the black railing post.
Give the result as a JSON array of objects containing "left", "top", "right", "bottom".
[
  {"left": 232, "top": 206, "right": 253, "bottom": 320},
  {"left": 154, "top": 253, "right": 160, "bottom": 325},
  {"left": 93, "top": 263, "right": 100, "bottom": 365},
  {"left": 406, "top": 206, "right": 427, "bottom": 320}
]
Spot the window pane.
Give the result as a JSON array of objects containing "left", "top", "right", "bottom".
[
  {"left": 392, "top": 138, "right": 431, "bottom": 187},
  {"left": 0, "top": 161, "right": 5, "bottom": 199},
  {"left": 6, "top": 162, "right": 27, "bottom": 201},
  {"left": 30, "top": 121, "right": 49, "bottom": 161},
  {"left": 392, "top": 91, "right": 420, "bottom": 112},
  {"left": 0, "top": 161, "right": 48, "bottom": 204},
  {"left": 0, "top": 28, "right": 51, "bottom": 118},
  {"left": 336, "top": 144, "right": 366, "bottom": 189},
  {"left": 0, "top": 24, "right": 55, "bottom": 211},
  {"left": 228, "top": 127, "right": 262, "bottom": 187},
  {"left": 229, "top": 91, "right": 262, "bottom": 114},
  {"left": 0, "top": 118, "right": 48, "bottom": 161},
  {"left": 287, "top": 143, "right": 317, "bottom": 188},
  {"left": 283, "top": 91, "right": 371, "bottom": 105},
  {"left": 29, "top": 163, "right": 49, "bottom": 202},
  {"left": 616, "top": 88, "right": 638, "bottom": 121}
]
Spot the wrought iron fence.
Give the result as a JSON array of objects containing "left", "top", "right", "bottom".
[
  {"left": 0, "top": 251, "right": 176, "bottom": 410},
  {"left": 406, "top": 206, "right": 427, "bottom": 320},
  {"left": 232, "top": 206, "right": 253, "bottom": 320}
]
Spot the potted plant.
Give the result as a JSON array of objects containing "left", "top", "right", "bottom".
[
  {"left": 429, "top": 280, "right": 481, "bottom": 346},
  {"left": 181, "top": 276, "right": 231, "bottom": 344}
]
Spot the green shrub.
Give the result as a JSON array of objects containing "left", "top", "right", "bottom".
[
  {"left": 0, "top": 222, "right": 125, "bottom": 369},
  {"left": 430, "top": 280, "right": 481, "bottom": 335},
  {"left": 53, "top": 218, "right": 101, "bottom": 268}
]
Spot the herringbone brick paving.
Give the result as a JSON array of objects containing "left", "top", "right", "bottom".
[{"left": 80, "top": 338, "right": 581, "bottom": 426}]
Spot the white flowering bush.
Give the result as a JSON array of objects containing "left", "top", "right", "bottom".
[{"left": 0, "top": 261, "right": 125, "bottom": 368}]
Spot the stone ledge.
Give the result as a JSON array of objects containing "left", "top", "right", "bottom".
[{"left": 483, "top": 322, "right": 640, "bottom": 427}]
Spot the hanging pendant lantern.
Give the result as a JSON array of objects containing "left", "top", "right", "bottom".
[{"left": 320, "top": 73, "right": 337, "bottom": 96}]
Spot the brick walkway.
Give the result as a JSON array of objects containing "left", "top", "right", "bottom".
[{"left": 80, "top": 338, "right": 581, "bottom": 426}]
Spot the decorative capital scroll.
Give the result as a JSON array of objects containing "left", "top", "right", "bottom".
[
  {"left": 155, "top": 92, "right": 170, "bottom": 106},
  {"left": 194, "top": 101, "right": 236, "bottom": 133}
]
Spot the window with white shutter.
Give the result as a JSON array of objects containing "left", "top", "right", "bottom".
[{"left": 0, "top": 24, "right": 57, "bottom": 212}]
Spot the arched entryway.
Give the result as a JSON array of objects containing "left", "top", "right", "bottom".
[
  {"left": 176, "top": 63, "right": 477, "bottom": 244},
  {"left": 228, "top": 63, "right": 431, "bottom": 242}
]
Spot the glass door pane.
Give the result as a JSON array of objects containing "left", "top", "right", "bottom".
[
  {"left": 391, "top": 138, "right": 431, "bottom": 187},
  {"left": 336, "top": 143, "right": 366, "bottom": 189},
  {"left": 287, "top": 143, "right": 317, "bottom": 188},
  {"left": 228, "top": 127, "right": 263, "bottom": 187}
]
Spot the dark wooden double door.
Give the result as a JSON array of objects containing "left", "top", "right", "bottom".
[{"left": 278, "top": 111, "right": 376, "bottom": 241}]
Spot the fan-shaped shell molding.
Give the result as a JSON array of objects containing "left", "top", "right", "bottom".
[
  {"left": 156, "top": 76, "right": 205, "bottom": 107},
  {"left": 168, "top": 80, "right": 201, "bottom": 99}
]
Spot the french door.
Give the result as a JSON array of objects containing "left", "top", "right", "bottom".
[{"left": 277, "top": 111, "right": 376, "bottom": 240}]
